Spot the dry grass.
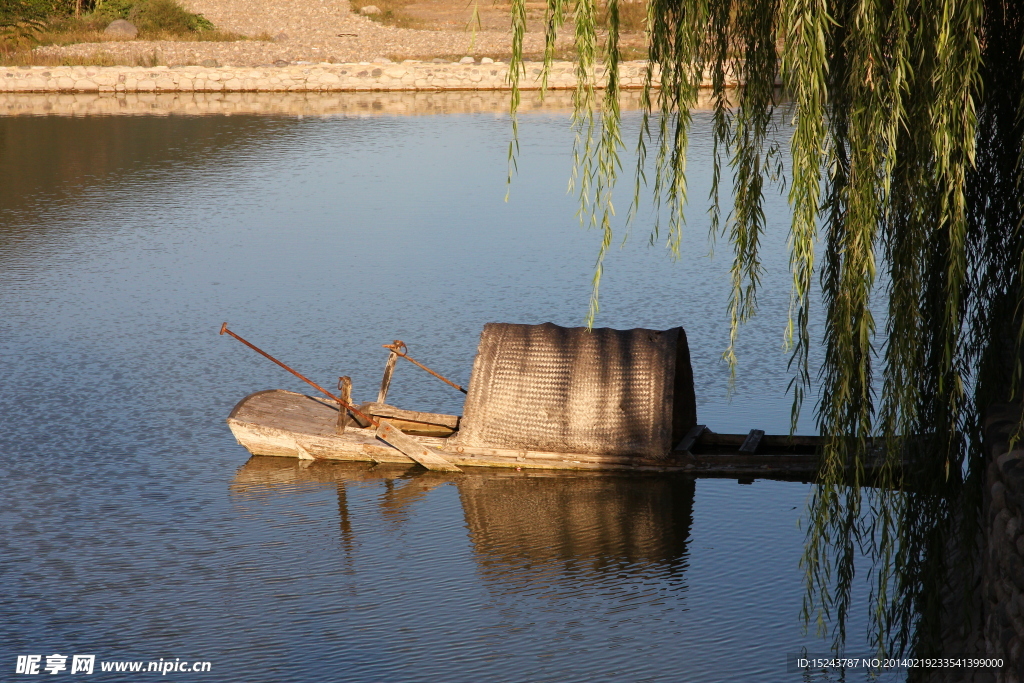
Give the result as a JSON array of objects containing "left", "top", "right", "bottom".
[
  {"left": 0, "top": 0, "right": 270, "bottom": 66},
  {"left": 0, "top": 47, "right": 164, "bottom": 65},
  {"left": 0, "top": 12, "right": 271, "bottom": 66},
  {"left": 614, "top": 44, "right": 648, "bottom": 61},
  {"left": 596, "top": 1, "right": 647, "bottom": 33},
  {"left": 350, "top": 0, "right": 427, "bottom": 30},
  {"left": 34, "top": 14, "right": 248, "bottom": 44},
  {"left": 387, "top": 43, "right": 646, "bottom": 65}
]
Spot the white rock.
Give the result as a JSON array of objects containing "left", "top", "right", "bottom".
[
  {"left": 104, "top": 19, "right": 138, "bottom": 39},
  {"left": 360, "top": 5, "right": 382, "bottom": 14},
  {"left": 481, "top": 57, "right": 494, "bottom": 64},
  {"left": 459, "top": 56, "right": 475, "bottom": 64}
]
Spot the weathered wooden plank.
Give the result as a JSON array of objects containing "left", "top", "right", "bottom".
[
  {"left": 698, "top": 432, "right": 745, "bottom": 447},
  {"left": 349, "top": 402, "right": 373, "bottom": 429},
  {"left": 693, "top": 452, "right": 817, "bottom": 466},
  {"left": 443, "top": 442, "right": 640, "bottom": 466},
  {"left": 376, "top": 420, "right": 462, "bottom": 472},
  {"left": 759, "top": 434, "right": 824, "bottom": 448},
  {"left": 701, "top": 432, "right": 824, "bottom": 448},
  {"left": 229, "top": 416, "right": 831, "bottom": 475},
  {"left": 363, "top": 402, "right": 460, "bottom": 430},
  {"left": 384, "top": 421, "right": 453, "bottom": 438},
  {"left": 238, "top": 393, "right": 336, "bottom": 436},
  {"left": 738, "top": 429, "right": 765, "bottom": 454},
  {"left": 674, "top": 424, "right": 707, "bottom": 453},
  {"left": 294, "top": 440, "right": 315, "bottom": 460}
]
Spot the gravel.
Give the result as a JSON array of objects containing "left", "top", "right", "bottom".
[{"left": 33, "top": 0, "right": 557, "bottom": 67}]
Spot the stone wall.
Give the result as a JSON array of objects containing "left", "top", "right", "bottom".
[
  {"left": 0, "top": 89, "right": 658, "bottom": 117},
  {"left": 0, "top": 60, "right": 674, "bottom": 93},
  {"left": 982, "top": 404, "right": 1024, "bottom": 682}
]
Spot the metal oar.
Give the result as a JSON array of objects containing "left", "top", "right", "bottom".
[{"left": 382, "top": 340, "right": 468, "bottom": 394}]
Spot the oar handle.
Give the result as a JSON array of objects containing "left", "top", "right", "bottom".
[{"left": 220, "top": 323, "right": 378, "bottom": 427}]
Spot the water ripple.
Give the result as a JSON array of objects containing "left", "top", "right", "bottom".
[{"left": 0, "top": 111, "right": 890, "bottom": 682}]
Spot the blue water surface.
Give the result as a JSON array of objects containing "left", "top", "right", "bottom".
[{"left": 0, "top": 96, "right": 893, "bottom": 682}]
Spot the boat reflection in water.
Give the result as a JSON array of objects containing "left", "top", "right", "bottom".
[
  {"left": 458, "top": 469, "right": 694, "bottom": 584},
  {"left": 230, "top": 456, "right": 696, "bottom": 584}
]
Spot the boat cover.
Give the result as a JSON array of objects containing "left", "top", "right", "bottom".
[{"left": 451, "top": 323, "right": 696, "bottom": 458}]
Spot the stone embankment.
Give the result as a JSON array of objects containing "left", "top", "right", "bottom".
[
  {"left": 0, "top": 90, "right": 651, "bottom": 117},
  {"left": 982, "top": 404, "right": 1024, "bottom": 683},
  {"left": 0, "top": 61, "right": 666, "bottom": 93}
]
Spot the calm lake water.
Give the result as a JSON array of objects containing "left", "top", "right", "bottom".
[{"left": 1, "top": 94, "right": 894, "bottom": 682}]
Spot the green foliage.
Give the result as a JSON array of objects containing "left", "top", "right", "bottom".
[
  {"left": 1, "top": 0, "right": 69, "bottom": 22},
  {"left": 1, "top": 0, "right": 44, "bottom": 24},
  {"left": 127, "top": 0, "right": 214, "bottom": 33},
  {"left": 90, "top": 0, "right": 214, "bottom": 31},
  {"left": 2, "top": 0, "right": 215, "bottom": 39},
  {"left": 0, "top": 0, "right": 47, "bottom": 46},
  {"left": 510, "top": 0, "right": 1022, "bottom": 660},
  {"left": 92, "top": 0, "right": 135, "bottom": 19}
]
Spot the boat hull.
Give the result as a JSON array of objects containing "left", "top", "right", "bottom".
[{"left": 226, "top": 389, "right": 832, "bottom": 476}]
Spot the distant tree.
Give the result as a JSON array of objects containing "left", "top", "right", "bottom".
[
  {"left": 1, "top": 0, "right": 44, "bottom": 26},
  {"left": 0, "top": 0, "right": 47, "bottom": 47},
  {"left": 509, "top": 0, "right": 1024, "bottom": 658}
]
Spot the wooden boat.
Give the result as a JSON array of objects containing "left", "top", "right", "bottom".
[
  {"left": 226, "top": 322, "right": 834, "bottom": 476},
  {"left": 226, "top": 388, "right": 825, "bottom": 475}
]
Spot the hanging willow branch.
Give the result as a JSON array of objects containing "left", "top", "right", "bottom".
[{"left": 509, "top": 0, "right": 1023, "bottom": 658}]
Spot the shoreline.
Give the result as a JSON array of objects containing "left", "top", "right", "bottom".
[
  {"left": 0, "top": 60, "right": 691, "bottom": 94},
  {"left": 0, "top": 90, "right": 657, "bottom": 116}
]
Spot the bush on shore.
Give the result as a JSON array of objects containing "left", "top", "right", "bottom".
[
  {"left": 2, "top": 0, "right": 219, "bottom": 50},
  {"left": 95, "top": 0, "right": 214, "bottom": 32}
]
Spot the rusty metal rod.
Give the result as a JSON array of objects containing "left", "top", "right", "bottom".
[
  {"left": 220, "top": 323, "right": 378, "bottom": 427},
  {"left": 382, "top": 340, "right": 468, "bottom": 394}
]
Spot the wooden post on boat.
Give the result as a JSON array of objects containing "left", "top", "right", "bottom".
[
  {"left": 336, "top": 376, "right": 352, "bottom": 434},
  {"left": 377, "top": 351, "right": 398, "bottom": 404}
]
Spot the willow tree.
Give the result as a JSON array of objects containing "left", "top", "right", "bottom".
[{"left": 508, "top": 0, "right": 1024, "bottom": 659}]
